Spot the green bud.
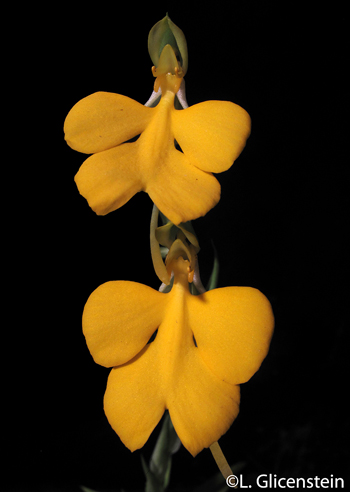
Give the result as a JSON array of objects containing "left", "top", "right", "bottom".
[{"left": 148, "top": 14, "right": 188, "bottom": 75}]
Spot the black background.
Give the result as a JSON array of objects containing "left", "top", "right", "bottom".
[{"left": 7, "top": 2, "right": 348, "bottom": 491}]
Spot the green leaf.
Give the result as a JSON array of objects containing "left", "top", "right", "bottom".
[
  {"left": 206, "top": 241, "right": 220, "bottom": 291},
  {"left": 142, "top": 412, "right": 181, "bottom": 492},
  {"left": 141, "top": 454, "right": 164, "bottom": 492}
]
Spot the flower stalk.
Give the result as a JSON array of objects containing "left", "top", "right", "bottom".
[{"left": 209, "top": 442, "right": 235, "bottom": 487}]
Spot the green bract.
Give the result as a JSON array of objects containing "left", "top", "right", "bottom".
[{"left": 148, "top": 14, "right": 188, "bottom": 75}]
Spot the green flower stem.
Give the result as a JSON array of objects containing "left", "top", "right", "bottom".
[
  {"left": 150, "top": 204, "right": 171, "bottom": 285},
  {"left": 209, "top": 442, "right": 234, "bottom": 486}
]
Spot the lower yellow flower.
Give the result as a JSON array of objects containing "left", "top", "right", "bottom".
[
  {"left": 64, "top": 59, "right": 251, "bottom": 225},
  {"left": 83, "top": 257, "right": 274, "bottom": 456}
]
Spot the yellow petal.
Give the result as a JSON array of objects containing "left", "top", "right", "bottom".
[
  {"left": 83, "top": 281, "right": 167, "bottom": 367},
  {"left": 104, "top": 343, "right": 166, "bottom": 451},
  {"left": 154, "top": 283, "right": 240, "bottom": 456},
  {"left": 172, "top": 100, "right": 251, "bottom": 173},
  {"left": 74, "top": 142, "right": 143, "bottom": 215},
  {"left": 188, "top": 287, "right": 274, "bottom": 385},
  {"left": 64, "top": 92, "right": 153, "bottom": 154},
  {"left": 167, "top": 354, "right": 240, "bottom": 457},
  {"left": 146, "top": 148, "right": 221, "bottom": 224},
  {"left": 102, "top": 269, "right": 241, "bottom": 456}
]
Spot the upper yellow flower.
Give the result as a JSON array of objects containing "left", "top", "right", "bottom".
[
  {"left": 64, "top": 45, "right": 251, "bottom": 225},
  {"left": 82, "top": 256, "right": 274, "bottom": 456}
]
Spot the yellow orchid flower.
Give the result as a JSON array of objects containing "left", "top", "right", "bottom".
[
  {"left": 82, "top": 256, "right": 274, "bottom": 457},
  {"left": 64, "top": 44, "right": 251, "bottom": 225}
]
